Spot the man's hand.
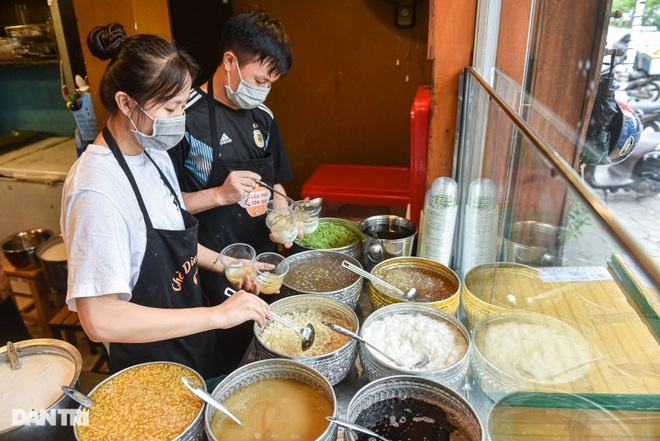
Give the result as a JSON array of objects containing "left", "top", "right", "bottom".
[{"left": 217, "top": 171, "right": 262, "bottom": 205}]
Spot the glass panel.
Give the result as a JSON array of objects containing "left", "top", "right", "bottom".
[{"left": 455, "top": 68, "right": 660, "bottom": 440}]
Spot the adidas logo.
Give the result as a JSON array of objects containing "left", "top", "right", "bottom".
[{"left": 219, "top": 133, "right": 232, "bottom": 145}]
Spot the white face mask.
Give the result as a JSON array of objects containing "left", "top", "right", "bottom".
[
  {"left": 129, "top": 103, "right": 186, "bottom": 151},
  {"left": 225, "top": 59, "right": 271, "bottom": 109}
]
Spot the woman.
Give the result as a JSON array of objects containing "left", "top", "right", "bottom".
[{"left": 60, "top": 23, "right": 271, "bottom": 377}]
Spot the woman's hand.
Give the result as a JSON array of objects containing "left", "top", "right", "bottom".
[{"left": 214, "top": 289, "right": 271, "bottom": 328}]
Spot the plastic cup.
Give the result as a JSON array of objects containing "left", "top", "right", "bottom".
[
  {"left": 254, "top": 252, "right": 289, "bottom": 295},
  {"left": 265, "top": 207, "right": 298, "bottom": 244},
  {"left": 293, "top": 201, "right": 321, "bottom": 235},
  {"left": 266, "top": 198, "right": 291, "bottom": 214},
  {"left": 220, "top": 243, "right": 256, "bottom": 285}
]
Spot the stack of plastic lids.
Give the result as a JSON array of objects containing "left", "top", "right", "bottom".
[
  {"left": 460, "top": 178, "right": 499, "bottom": 276},
  {"left": 418, "top": 177, "right": 458, "bottom": 266}
]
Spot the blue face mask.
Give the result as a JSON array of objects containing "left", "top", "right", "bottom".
[
  {"left": 225, "top": 59, "right": 271, "bottom": 109},
  {"left": 129, "top": 102, "right": 186, "bottom": 151}
]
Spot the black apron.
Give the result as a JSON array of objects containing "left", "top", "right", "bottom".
[
  {"left": 103, "top": 127, "right": 213, "bottom": 377},
  {"left": 197, "top": 76, "right": 279, "bottom": 374}
]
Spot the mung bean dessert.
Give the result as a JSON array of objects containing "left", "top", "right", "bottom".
[
  {"left": 374, "top": 266, "right": 457, "bottom": 302},
  {"left": 259, "top": 309, "right": 352, "bottom": 357},
  {"left": 285, "top": 253, "right": 358, "bottom": 292},
  {"left": 76, "top": 363, "right": 203, "bottom": 441}
]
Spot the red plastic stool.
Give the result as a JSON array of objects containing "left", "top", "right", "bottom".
[{"left": 301, "top": 86, "right": 431, "bottom": 226}]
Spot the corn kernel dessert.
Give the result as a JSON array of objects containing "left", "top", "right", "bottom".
[
  {"left": 259, "top": 309, "right": 352, "bottom": 357},
  {"left": 76, "top": 363, "right": 203, "bottom": 441}
]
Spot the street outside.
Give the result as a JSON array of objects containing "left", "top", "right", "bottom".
[{"left": 585, "top": 24, "right": 660, "bottom": 261}]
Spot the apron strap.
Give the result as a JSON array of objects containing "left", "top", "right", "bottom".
[
  {"left": 207, "top": 74, "right": 218, "bottom": 151},
  {"left": 103, "top": 127, "right": 154, "bottom": 231},
  {"left": 143, "top": 150, "right": 183, "bottom": 211}
]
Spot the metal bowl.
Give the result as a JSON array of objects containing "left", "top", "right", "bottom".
[
  {"left": 253, "top": 295, "right": 359, "bottom": 385},
  {"left": 461, "top": 262, "right": 564, "bottom": 331},
  {"left": 74, "top": 361, "right": 206, "bottom": 441},
  {"left": 471, "top": 311, "right": 595, "bottom": 401},
  {"left": 205, "top": 359, "right": 337, "bottom": 441},
  {"left": 0, "top": 338, "right": 82, "bottom": 441},
  {"left": 291, "top": 217, "right": 365, "bottom": 262},
  {"left": 1, "top": 228, "right": 53, "bottom": 269},
  {"left": 359, "top": 303, "right": 470, "bottom": 391},
  {"left": 369, "top": 256, "right": 461, "bottom": 315},
  {"left": 501, "top": 221, "right": 564, "bottom": 266},
  {"left": 345, "top": 375, "right": 484, "bottom": 441},
  {"left": 281, "top": 250, "right": 363, "bottom": 309}
]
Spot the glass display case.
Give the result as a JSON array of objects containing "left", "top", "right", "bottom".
[{"left": 453, "top": 67, "right": 660, "bottom": 440}]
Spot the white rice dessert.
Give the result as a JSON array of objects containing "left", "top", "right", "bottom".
[
  {"left": 362, "top": 313, "right": 467, "bottom": 371},
  {"left": 480, "top": 321, "right": 592, "bottom": 383}
]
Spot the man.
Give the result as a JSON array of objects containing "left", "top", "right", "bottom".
[{"left": 168, "top": 9, "right": 294, "bottom": 373}]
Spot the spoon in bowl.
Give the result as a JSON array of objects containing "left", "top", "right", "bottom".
[
  {"left": 326, "top": 416, "right": 392, "bottom": 441},
  {"left": 182, "top": 377, "right": 243, "bottom": 425},
  {"left": 224, "top": 287, "right": 315, "bottom": 351},
  {"left": 341, "top": 260, "right": 419, "bottom": 301}
]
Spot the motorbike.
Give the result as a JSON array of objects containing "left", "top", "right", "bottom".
[
  {"left": 584, "top": 128, "right": 660, "bottom": 200},
  {"left": 617, "top": 69, "right": 660, "bottom": 101},
  {"left": 628, "top": 100, "right": 660, "bottom": 131},
  {"left": 583, "top": 52, "right": 660, "bottom": 200}
]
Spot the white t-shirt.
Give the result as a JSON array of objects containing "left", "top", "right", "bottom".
[{"left": 60, "top": 144, "right": 186, "bottom": 311}]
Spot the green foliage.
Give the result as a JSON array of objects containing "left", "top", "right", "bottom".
[
  {"left": 612, "top": 0, "right": 660, "bottom": 29},
  {"left": 565, "top": 199, "right": 592, "bottom": 242}
]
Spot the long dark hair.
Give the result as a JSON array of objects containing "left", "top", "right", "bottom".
[{"left": 87, "top": 23, "right": 199, "bottom": 114}]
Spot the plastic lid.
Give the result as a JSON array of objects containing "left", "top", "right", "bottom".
[
  {"left": 429, "top": 177, "right": 457, "bottom": 208},
  {"left": 468, "top": 178, "right": 497, "bottom": 208}
]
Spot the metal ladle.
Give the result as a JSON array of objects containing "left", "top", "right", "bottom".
[
  {"left": 182, "top": 377, "right": 243, "bottom": 425},
  {"left": 341, "top": 260, "right": 419, "bottom": 301},
  {"left": 62, "top": 386, "right": 95, "bottom": 408},
  {"left": 256, "top": 180, "right": 322, "bottom": 211},
  {"left": 326, "top": 416, "right": 392, "bottom": 441},
  {"left": 224, "top": 287, "right": 315, "bottom": 351},
  {"left": 323, "top": 321, "right": 430, "bottom": 370}
]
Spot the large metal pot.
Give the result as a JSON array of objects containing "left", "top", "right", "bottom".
[
  {"left": 73, "top": 361, "right": 206, "bottom": 441},
  {"left": 253, "top": 294, "right": 359, "bottom": 385},
  {"left": 205, "top": 359, "right": 337, "bottom": 441},
  {"left": 1, "top": 229, "right": 53, "bottom": 270},
  {"left": 0, "top": 338, "right": 82, "bottom": 441},
  {"left": 281, "top": 250, "right": 363, "bottom": 309},
  {"left": 345, "top": 375, "right": 484, "bottom": 441},
  {"left": 290, "top": 217, "right": 365, "bottom": 262},
  {"left": 36, "top": 237, "right": 68, "bottom": 295}
]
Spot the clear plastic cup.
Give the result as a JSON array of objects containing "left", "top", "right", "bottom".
[
  {"left": 293, "top": 201, "right": 321, "bottom": 235},
  {"left": 265, "top": 207, "right": 298, "bottom": 244},
  {"left": 220, "top": 243, "right": 256, "bottom": 285},
  {"left": 266, "top": 198, "right": 292, "bottom": 214},
  {"left": 254, "top": 252, "right": 289, "bottom": 295}
]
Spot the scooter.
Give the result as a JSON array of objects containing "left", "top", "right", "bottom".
[
  {"left": 628, "top": 100, "right": 660, "bottom": 132},
  {"left": 617, "top": 69, "right": 660, "bottom": 101},
  {"left": 584, "top": 130, "right": 660, "bottom": 200}
]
